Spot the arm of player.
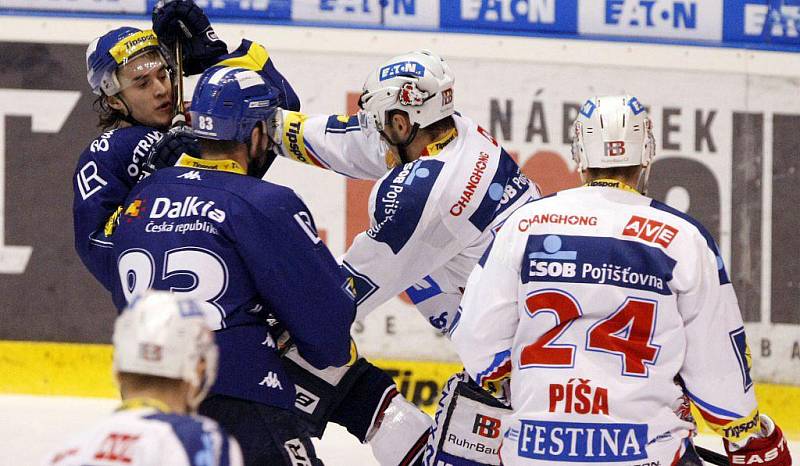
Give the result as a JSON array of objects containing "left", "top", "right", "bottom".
[
  {"left": 238, "top": 189, "right": 355, "bottom": 369},
  {"left": 450, "top": 226, "right": 520, "bottom": 400},
  {"left": 213, "top": 40, "right": 300, "bottom": 112},
  {"left": 341, "top": 161, "right": 469, "bottom": 320},
  {"left": 270, "top": 110, "right": 388, "bottom": 180},
  {"left": 73, "top": 145, "right": 142, "bottom": 292},
  {"left": 676, "top": 231, "right": 790, "bottom": 464}
]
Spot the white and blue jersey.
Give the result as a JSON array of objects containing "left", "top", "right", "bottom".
[
  {"left": 451, "top": 183, "right": 761, "bottom": 465},
  {"left": 275, "top": 111, "right": 540, "bottom": 330},
  {"left": 42, "top": 401, "right": 243, "bottom": 466},
  {"left": 111, "top": 155, "right": 355, "bottom": 409}
]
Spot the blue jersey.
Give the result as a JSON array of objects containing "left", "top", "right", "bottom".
[
  {"left": 73, "top": 126, "right": 163, "bottom": 291},
  {"left": 73, "top": 39, "right": 299, "bottom": 292},
  {"left": 111, "top": 156, "right": 354, "bottom": 408}
]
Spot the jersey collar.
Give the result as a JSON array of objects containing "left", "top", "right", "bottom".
[
  {"left": 585, "top": 178, "right": 640, "bottom": 194},
  {"left": 420, "top": 128, "right": 458, "bottom": 157},
  {"left": 116, "top": 397, "right": 172, "bottom": 413},
  {"left": 175, "top": 154, "right": 247, "bottom": 175}
]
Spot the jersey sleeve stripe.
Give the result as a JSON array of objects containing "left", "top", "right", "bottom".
[
  {"left": 474, "top": 349, "right": 512, "bottom": 387},
  {"left": 302, "top": 138, "right": 330, "bottom": 169},
  {"left": 684, "top": 389, "right": 744, "bottom": 419}
]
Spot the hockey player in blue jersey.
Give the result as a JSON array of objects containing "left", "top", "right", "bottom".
[
  {"left": 73, "top": 0, "right": 299, "bottom": 291},
  {"left": 111, "top": 66, "right": 355, "bottom": 465}
]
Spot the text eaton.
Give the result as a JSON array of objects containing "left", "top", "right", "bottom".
[
  {"left": 605, "top": 0, "right": 699, "bottom": 29},
  {"left": 518, "top": 420, "right": 648, "bottom": 461},
  {"left": 461, "top": 0, "right": 556, "bottom": 23}
]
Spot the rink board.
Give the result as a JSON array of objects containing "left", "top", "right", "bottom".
[{"left": 1, "top": 339, "right": 799, "bottom": 441}]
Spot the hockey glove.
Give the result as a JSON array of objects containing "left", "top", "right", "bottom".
[
  {"left": 152, "top": 0, "right": 228, "bottom": 76},
  {"left": 724, "top": 414, "right": 791, "bottom": 466},
  {"left": 141, "top": 123, "right": 200, "bottom": 180}
]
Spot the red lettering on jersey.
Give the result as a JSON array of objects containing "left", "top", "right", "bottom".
[
  {"left": 477, "top": 125, "right": 498, "bottom": 147},
  {"left": 623, "top": 215, "right": 678, "bottom": 247},
  {"left": 622, "top": 215, "right": 647, "bottom": 237},
  {"left": 655, "top": 224, "right": 678, "bottom": 248},
  {"left": 548, "top": 379, "right": 609, "bottom": 415},
  {"left": 639, "top": 219, "right": 665, "bottom": 241},
  {"left": 94, "top": 433, "right": 140, "bottom": 463}
]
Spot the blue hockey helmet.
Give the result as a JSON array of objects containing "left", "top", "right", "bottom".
[
  {"left": 86, "top": 27, "right": 167, "bottom": 96},
  {"left": 189, "top": 66, "right": 281, "bottom": 143}
]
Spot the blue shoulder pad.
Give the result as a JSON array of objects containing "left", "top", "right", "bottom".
[{"left": 650, "top": 199, "right": 730, "bottom": 285}]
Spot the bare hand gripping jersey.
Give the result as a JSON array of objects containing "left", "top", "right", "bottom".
[
  {"left": 42, "top": 402, "right": 243, "bottom": 466},
  {"left": 276, "top": 111, "right": 540, "bottom": 329},
  {"left": 451, "top": 185, "right": 760, "bottom": 465}
]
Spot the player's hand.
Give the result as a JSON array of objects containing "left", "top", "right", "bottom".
[
  {"left": 724, "top": 414, "right": 791, "bottom": 466},
  {"left": 140, "top": 123, "right": 199, "bottom": 180},
  {"left": 152, "top": 0, "right": 228, "bottom": 76}
]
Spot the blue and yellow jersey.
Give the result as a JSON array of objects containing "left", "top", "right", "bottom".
[{"left": 110, "top": 156, "right": 354, "bottom": 408}]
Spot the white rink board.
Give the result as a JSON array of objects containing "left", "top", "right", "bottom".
[
  {"left": 5, "top": 394, "right": 799, "bottom": 466},
  {"left": 0, "top": 17, "right": 797, "bottom": 383}
]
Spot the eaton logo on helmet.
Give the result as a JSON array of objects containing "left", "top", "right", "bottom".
[{"left": 379, "top": 61, "right": 425, "bottom": 81}]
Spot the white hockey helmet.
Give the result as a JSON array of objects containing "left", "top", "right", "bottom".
[
  {"left": 113, "top": 291, "right": 219, "bottom": 408},
  {"left": 359, "top": 49, "right": 455, "bottom": 132},
  {"left": 571, "top": 95, "right": 655, "bottom": 171}
]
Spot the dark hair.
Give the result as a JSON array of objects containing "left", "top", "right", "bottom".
[
  {"left": 386, "top": 110, "right": 456, "bottom": 137},
  {"left": 199, "top": 138, "right": 242, "bottom": 155},
  {"left": 586, "top": 165, "right": 642, "bottom": 180},
  {"left": 93, "top": 94, "right": 127, "bottom": 131},
  {"left": 117, "top": 371, "right": 183, "bottom": 398},
  {"left": 91, "top": 50, "right": 169, "bottom": 131},
  {"left": 423, "top": 115, "right": 456, "bottom": 136}
]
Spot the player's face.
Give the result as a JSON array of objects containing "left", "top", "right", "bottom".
[{"left": 116, "top": 52, "right": 173, "bottom": 128}]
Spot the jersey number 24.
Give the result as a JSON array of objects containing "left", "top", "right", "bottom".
[{"left": 521, "top": 289, "right": 660, "bottom": 377}]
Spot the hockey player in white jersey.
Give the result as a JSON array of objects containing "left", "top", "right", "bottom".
[
  {"left": 263, "top": 50, "right": 540, "bottom": 465},
  {"left": 450, "top": 95, "right": 792, "bottom": 465},
  {"left": 42, "top": 291, "right": 243, "bottom": 466}
]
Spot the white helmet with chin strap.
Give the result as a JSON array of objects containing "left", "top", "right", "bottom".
[
  {"left": 571, "top": 95, "right": 656, "bottom": 191},
  {"left": 113, "top": 291, "right": 219, "bottom": 410},
  {"left": 359, "top": 49, "right": 455, "bottom": 143}
]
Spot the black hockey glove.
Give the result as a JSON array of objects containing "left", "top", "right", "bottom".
[
  {"left": 140, "top": 124, "right": 200, "bottom": 180},
  {"left": 152, "top": 0, "right": 228, "bottom": 76}
]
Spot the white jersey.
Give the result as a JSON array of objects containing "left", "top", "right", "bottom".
[
  {"left": 451, "top": 184, "right": 761, "bottom": 465},
  {"left": 42, "top": 403, "right": 243, "bottom": 466},
  {"left": 276, "top": 111, "right": 539, "bottom": 328}
]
